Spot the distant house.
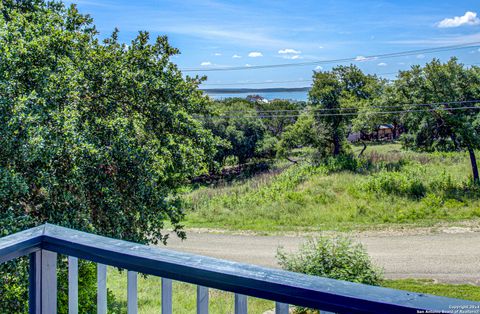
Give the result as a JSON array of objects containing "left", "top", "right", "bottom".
[
  {"left": 376, "top": 124, "right": 394, "bottom": 140},
  {"left": 246, "top": 94, "right": 269, "bottom": 103},
  {"left": 363, "top": 124, "right": 400, "bottom": 141},
  {"left": 348, "top": 124, "right": 402, "bottom": 142}
]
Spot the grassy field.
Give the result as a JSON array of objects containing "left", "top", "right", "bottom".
[
  {"left": 382, "top": 279, "right": 480, "bottom": 301},
  {"left": 105, "top": 267, "right": 480, "bottom": 313},
  {"left": 184, "top": 143, "right": 480, "bottom": 232}
]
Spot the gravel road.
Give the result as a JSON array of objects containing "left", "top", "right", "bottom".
[{"left": 165, "top": 229, "right": 480, "bottom": 284}]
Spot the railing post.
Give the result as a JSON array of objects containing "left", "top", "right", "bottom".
[
  {"left": 127, "top": 271, "right": 138, "bottom": 314},
  {"left": 29, "top": 251, "right": 41, "bottom": 314},
  {"left": 68, "top": 257, "right": 78, "bottom": 314},
  {"left": 41, "top": 250, "right": 57, "bottom": 314},
  {"left": 234, "top": 294, "right": 247, "bottom": 314},
  {"left": 275, "top": 302, "right": 289, "bottom": 314},
  {"left": 97, "top": 264, "right": 107, "bottom": 314},
  {"left": 161, "top": 278, "right": 173, "bottom": 314},
  {"left": 196, "top": 286, "right": 209, "bottom": 314}
]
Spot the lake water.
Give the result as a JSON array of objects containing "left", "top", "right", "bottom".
[{"left": 206, "top": 91, "right": 309, "bottom": 102}]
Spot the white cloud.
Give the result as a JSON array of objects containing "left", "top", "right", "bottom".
[
  {"left": 315, "top": 66, "right": 323, "bottom": 71},
  {"left": 438, "top": 11, "right": 480, "bottom": 28},
  {"left": 213, "top": 52, "right": 222, "bottom": 56},
  {"left": 232, "top": 54, "right": 242, "bottom": 58},
  {"left": 248, "top": 52, "right": 263, "bottom": 58},
  {"left": 377, "top": 62, "right": 388, "bottom": 66},
  {"left": 245, "top": 64, "right": 252, "bottom": 67},
  {"left": 416, "top": 54, "right": 425, "bottom": 59},
  {"left": 278, "top": 48, "right": 301, "bottom": 54},
  {"left": 318, "top": 46, "right": 324, "bottom": 49},
  {"left": 355, "top": 56, "right": 377, "bottom": 62},
  {"left": 200, "top": 61, "right": 212, "bottom": 66}
]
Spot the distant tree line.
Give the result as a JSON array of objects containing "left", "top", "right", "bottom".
[{"left": 203, "top": 60, "right": 480, "bottom": 182}]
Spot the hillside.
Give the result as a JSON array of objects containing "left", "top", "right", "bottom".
[{"left": 184, "top": 144, "right": 480, "bottom": 232}]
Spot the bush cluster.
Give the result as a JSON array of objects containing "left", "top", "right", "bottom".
[
  {"left": 277, "top": 236, "right": 383, "bottom": 313},
  {"left": 363, "top": 170, "right": 427, "bottom": 199},
  {"left": 277, "top": 236, "right": 383, "bottom": 285}
]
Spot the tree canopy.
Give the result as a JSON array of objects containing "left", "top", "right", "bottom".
[
  {"left": 0, "top": 1, "right": 219, "bottom": 310},
  {"left": 394, "top": 58, "right": 480, "bottom": 181},
  {"left": 0, "top": 0, "right": 219, "bottom": 243}
]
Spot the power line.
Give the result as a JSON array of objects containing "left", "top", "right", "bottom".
[
  {"left": 201, "top": 73, "right": 397, "bottom": 87},
  {"left": 196, "top": 104, "right": 480, "bottom": 119},
  {"left": 222, "top": 100, "right": 480, "bottom": 114},
  {"left": 201, "top": 79, "right": 314, "bottom": 87},
  {"left": 183, "top": 42, "right": 480, "bottom": 72},
  {"left": 200, "top": 63, "right": 480, "bottom": 86}
]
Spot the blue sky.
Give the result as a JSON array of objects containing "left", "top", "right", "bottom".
[{"left": 64, "top": 0, "right": 480, "bottom": 88}]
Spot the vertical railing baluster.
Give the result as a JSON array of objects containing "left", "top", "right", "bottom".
[
  {"left": 275, "top": 302, "right": 289, "bottom": 314},
  {"left": 97, "top": 264, "right": 107, "bottom": 314},
  {"left": 196, "top": 286, "right": 209, "bottom": 314},
  {"left": 68, "top": 257, "right": 78, "bottom": 314},
  {"left": 29, "top": 251, "right": 41, "bottom": 314},
  {"left": 161, "top": 278, "right": 173, "bottom": 314},
  {"left": 42, "top": 250, "right": 58, "bottom": 314},
  {"left": 234, "top": 294, "right": 247, "bottom": 314},
  {"left": 127, "top": 271, "right": 138, "bottom": 314}
]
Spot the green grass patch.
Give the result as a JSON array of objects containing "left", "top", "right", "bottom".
[
  {"left": 184, "top": 144, "right": 480, "bottom": 232},
  {"left": 383, "top": 279, "right": 480, "bottom": 301}
]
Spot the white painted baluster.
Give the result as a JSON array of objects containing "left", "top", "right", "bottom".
[
  {"left": 97, "top": 264, "right": 107, "bottom": 314},
  {"left": 161, "top": 278, "right": 173, "bottom": 314},
  {"left": 275, "top": 302, "right": 289, "bottom": 314},
  {"left": 68, "top": 257, "right": 78, "bottom": 314},
  {"left": 42, "top": 250, "right": 57, "bottom": 314},
  {"left": 196, "top": 286, "right": 209, "bottom": 314},
  {"left": 234, "top": 294, "right": 247, "bottom": 314},
  {"left": 127, "top": 271, "right": 138, "bottom": 314}
]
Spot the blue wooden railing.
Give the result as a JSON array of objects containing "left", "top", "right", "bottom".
[{"left": 0, "top": 224, "right": 478, "bottom": 313}]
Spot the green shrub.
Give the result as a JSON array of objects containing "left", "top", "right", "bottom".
[
  {"left": 277, "top": 237, "right": 383, "bottom": 313},
  {"left": 363, "top": 170, "right": 427, "bottom": 199},
  {"left": 277, "top": 236, "right": 383, "bottom": 285}
]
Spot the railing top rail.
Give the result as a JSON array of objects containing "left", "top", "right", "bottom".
[
  {"left": 1, "top": 224, "right": 478, "bottom": 314},
  {"left": 0, "top": 225, "right": 44, "bottom": 264}
]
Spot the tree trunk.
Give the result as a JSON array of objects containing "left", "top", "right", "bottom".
[
  {"left": 358, "top": 141, "right": 367, "bottom": 158},
  {"left": 468, "top": 146, "right": 479, "bottom": 183},
  {"left": 333, "top": 133, "right": 341, "bottom": 156}
]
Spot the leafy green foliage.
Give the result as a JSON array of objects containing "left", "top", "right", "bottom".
[
  {"left": 0, "top": 0, "right": 217, "bottom": 311},
  {"left": 277, "top": 236, "right": 383, "bottom": 285},
  {"left": 363, "top": 169, "right": 427, "bottom": 199},
  {"left": 204, "top": 113, "right": 267, "bottom": 165},
  {"left": 309, "top": 65, "right": 381, "bottom": 157},
  {"left": 201, "top": 98, "right": 304, "bottom": 167},
  {"left": 277, "top": 236, "right": 383, "bottom": 313},
  {"left": 395, "top": 58, "right": 480, "bottom": 181}
]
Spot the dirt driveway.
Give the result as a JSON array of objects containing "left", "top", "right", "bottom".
[{"left": 165, "top": 228, "right": 480, "bottom": 284}]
